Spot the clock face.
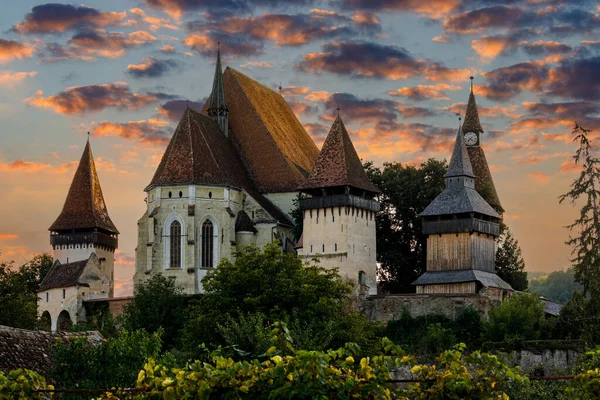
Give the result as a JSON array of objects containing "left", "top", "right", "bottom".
[{"left": 464, "top": 131, "right": 478, "bottom": 146}]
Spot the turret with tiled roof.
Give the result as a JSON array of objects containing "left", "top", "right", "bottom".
[
  {"left": 414, "top": 120, "right": 511, "bottom": 295},
  {"left": 463, "top": 77, "right": 504, "bottom": 214},
  {"left": 207, "top": 44, "right": 228, "bottom": 137}
]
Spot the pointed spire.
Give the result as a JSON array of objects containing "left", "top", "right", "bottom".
[
  {"left": 49, "top": 140, "right": 118, "bottom": 234},
  {"left": 445, "top": 121, "right": 475, "bottom": 179},
  {"left": 298, "top": 116, "right": 379, "bottom": 194},
  {"left": 462, "top": 76, "right": 484, "bottom": 135},
  {"left": 208, "top": 42, "right": 229, "bottom": 136}
]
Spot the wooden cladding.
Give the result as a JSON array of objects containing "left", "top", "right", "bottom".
[
  {"left": 426, "top": 232, "right": 495, "bottom": 272},
  {"left": 416, "top": 281, "right": 476, "bottom": 294}
]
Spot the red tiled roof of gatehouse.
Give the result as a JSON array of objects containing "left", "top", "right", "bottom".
[
  {"left": 298, "top": 116, "right": 379, "bottom": 194},
  {"left": 49, "top": 140, "right": 118, "bottom": 234}
]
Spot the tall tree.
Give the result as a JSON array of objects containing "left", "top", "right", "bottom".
[
  {"left": 559, "top": 123, "right": 600, "bottom": 297},
  {"left": 495, "top": 227, "right": 528, "bottom": 291},
  {"left": 365, "top": 159, "right": 447, "bottom": 293}
]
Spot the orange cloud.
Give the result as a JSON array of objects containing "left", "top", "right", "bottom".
[
  {"left": 472, "top": 36, "right": 518, "bottom": 62},
  {"left": 0, "top": 160, "right": 51, "bottom": 173},
  {"left": 0, "top": 71, "right": 37, "bottom": 87},
  {"left": 159, "top": 44, "right": 176, "bottom": 53},
  {"left": 305, "top": 91, "right": 331, "bottom": 102},
  {"left": 559, "top": 161, "right": 580, "bottom": 173},
  {"left": 91, "top": 118, "right": 171, "bottom": 145},
  {"left": 281, "top": 86, "right": 310, "bottom": 96},
  {"left": 240, "top": 61, "right": 274, "bottom": 69},
  {"left": 129, "top": 8, "right": 177, "bottom": 31},
  {"left": 389, "top": 84, "right": 461, "bottom": 101},
  {"left": 0, "top": 233, "right": 18, "bottom": 240},
  {"left": 528, "top": 172, "right": 550, "bottom": 182},
  {"left": 0, "top": 40, "right": 34, "bottom": 63}
]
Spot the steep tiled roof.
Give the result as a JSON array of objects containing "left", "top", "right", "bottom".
[
  {"left": 294, "top": 233, "right": 303, "bottom": 249},
  {"left": 462, "top": 89, "right": 484, "bottom": 134},
  {"left": 215, "top": 67, "right": 319, "bottom": 193},
  {"left": 446, "top": 125, "right": 475, "bottom": 178},
  {"left": 147, "top": 107, "right": 252, "bottom": 189},
  {"left": 0, "top": 325, "right": 103, "bottom": 378},
  {"left": 235, "top": 210, "right": 257, "bottom": 233},
  {"left": 468, "top": 146, "right": 504, "bottom": 213},
  {"left": 49, "top": 141, "right": 118, "bottom": 234},
  {"left": 38, "top": 259, "right": 90, "bottom": 291},
  {"left": 413, "top": 270, "right": 513, "bottom": 290},
  {"left": 298, "top": 116, "right": 379, "bottom": 193}
]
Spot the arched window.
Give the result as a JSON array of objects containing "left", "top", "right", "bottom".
[
  {"left": 201, "top": 219, "right": 214, "bottom": 268},
  {"left": 169, "top": 220, "right": 182, "bottom": 268}
]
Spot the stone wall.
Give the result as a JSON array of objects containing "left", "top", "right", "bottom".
[{"left": 513, "top": 348, "right": 581, "bottom": 375}]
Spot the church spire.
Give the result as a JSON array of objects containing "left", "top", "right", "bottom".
[
  {"left": 462, "top": 76, "right": 484, "bottom": 135},
  {"left": 208, "top": 43, "right": 229, "bottom": 137},
  {"left": 49, "top": 139, "right": 118, "bottom": 234},
  {"left": 445, "top": 121, "right": 476, "bottom": 184}
]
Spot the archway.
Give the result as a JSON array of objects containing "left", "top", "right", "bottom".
[
  {"left": 39, "top": 311, "right": 51, "bottom": 331},
  {"left": 56, "top": 310, "right": 72, "bottom": 332}
]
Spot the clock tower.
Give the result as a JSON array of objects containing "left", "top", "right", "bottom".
[{"left": 462, "top": 77, "right": 504, "bottom": 214}]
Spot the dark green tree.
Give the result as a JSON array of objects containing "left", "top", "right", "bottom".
[
  {"left": 495, "top": 227, "right": 528, "bottom": 291},
  {"left": 528, "top": 268, "right": 582, "bottom": 304},
  {"left": 0, "top": 253, "right": 53, "bottom": 329},
  {"left": 365, "top": 159, "right": 447, "bottom": 293},
  {"left": 121, "top": 274, "right": 185, "bottom": 350},
  {"left": 484, "top": 292, "right": 547, "bottom": 342}
]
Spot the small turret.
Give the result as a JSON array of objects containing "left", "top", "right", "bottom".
[{"left": 207, "top": 44, "right": 229, "bottom": 137}]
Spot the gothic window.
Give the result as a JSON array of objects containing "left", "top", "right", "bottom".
[
  {"left": 201, "top": 219, "right": 214, "bottom": 268},
  {"left": 169, "top": 220, "right": 182, "bottom": 268}
]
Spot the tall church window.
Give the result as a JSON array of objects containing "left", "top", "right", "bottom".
[
  {"left": 169, "top": 220, "right": 182, "bottom": 268},
  {"left": 201, "top": 219, "right": 214, "bottom": 268}
]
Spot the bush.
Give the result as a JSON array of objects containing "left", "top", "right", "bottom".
[
  {"left": 0, "top": 369, "right": 53, "bottom": 399},
  {"left": 484, "top": 293, "right": 548, "bottom": 342}
]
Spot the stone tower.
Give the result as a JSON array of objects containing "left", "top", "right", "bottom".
[
  {"left": 207, "top": 45, "right": 228, "bottom": 137},
  {"left": 297, "top": 116, "right": 380, "bottom": 295},
  {"left": 462, "top": 77, "right": 504, "bottom": 214},
  {"left": 414, "top": 122, "right": 511, "bottom": 298},
  {"left": 48, "top": 139, "right": 119, "bottom": 298}
]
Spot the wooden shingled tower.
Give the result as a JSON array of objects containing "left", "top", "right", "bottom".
[
  {"left": 462, "top": 77, "right": 504, "bottom": 214},
  {"left": 297, "top": 116, "right": 380, "bottom": 295},
  {"left": 414, "top": 122, "right": 512, "bottom": 296}
]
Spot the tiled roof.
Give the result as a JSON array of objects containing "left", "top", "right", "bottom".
[
  {"left": 49, "top": 141, "right": 118, "bottom": 234},
  {"left": 235, "top": 210, "right": 257, "bottom": 233},
  {"left": 413, "top": 270, "right": 513, "bottom": 290},
  {"left": 467, "top": 146, "right": 504, "bottom": 213},
  {"left": 0, "top": 325, "right": 103, "bottom": 378},
  {"left": 446, "top": 125, "right": 475, "bottom": 178},
  {"left": 147, "top": 107, "right": 252, "bottom": 189},
  {"left": 38, "top": 259, "right": 90, "bottom": 291},
  {"left": 294, "top": 233, "right": 303, "bottom": 249},
  {"left": 298, "top": 116, "right": 380, "bottom": 193},
  {"left": 207, "top": 47, "right": 227, "bottom": 114},
  {"left": 462, "top": 90, "right": 484, "bottom": 134},
  {"left": 218, "top": 67, "right": 319, "bottom": 193}
]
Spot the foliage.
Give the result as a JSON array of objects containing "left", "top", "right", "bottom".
[
  {"left": 495, "top": 227, "right": 528, "bottom": 291},
  {"left": 290, "top": 193, "right": 305, "bottom": 242},
  {"left": 365, "top": 159, "right": 447, "bottom": 293},
  {"left": 122, "top": 274, "right": 185, "bottom": 349},
  {"left": 409, "top": 344, "right": 528, "bottom": 399},
  {"left": 484, "top": 293, "right": 548, "bottom": 343},
  {"left": 50, "top": 329, "right": 162, "bottom": 398},
  {"left": 0, "top": 253, "right": 53, "bottom": 329},
  {"left": 181, "top": 243, "right": 358, "bottom": 356},
  {"left": 0, "top": 368, "right": 53, "bottom": 400},
  {"left": 528, "top": 268, "right": 582, "bottom": 304}
]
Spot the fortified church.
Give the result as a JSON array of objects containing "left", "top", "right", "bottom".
[{"left": 38, "top": 50, "right": 512, "bottom": 330}]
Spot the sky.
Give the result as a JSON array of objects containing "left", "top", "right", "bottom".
[{"left": 0, "top": 0, "right": 598, "bottom": 296}]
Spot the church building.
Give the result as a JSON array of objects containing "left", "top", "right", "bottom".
[{"left": 38, "top": 139, "right": 119, "bottom": 331}]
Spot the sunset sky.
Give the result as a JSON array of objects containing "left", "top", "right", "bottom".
[{"left": 0, "top": 0, "right": 598, "bottom": 296}]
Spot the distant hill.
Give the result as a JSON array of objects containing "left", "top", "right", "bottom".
[
  {"left": 527, "top": 271, "right": 550, "bottom": 281},
  {"left": 527, "top": 268, "right": 582, "bottom": 304}
]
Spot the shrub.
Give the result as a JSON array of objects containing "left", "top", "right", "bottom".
[{"left": 484, "top": 293, "right": 547, "bottom": 342}]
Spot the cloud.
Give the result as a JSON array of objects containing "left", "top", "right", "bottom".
[
  {"left": 0, "top": 71, "right": 37, "bottom": 87},
  {"left": 281, "top": 86, "right": 310, "bottom": 96},
  {"left": 528, "top": 172, "right": 550, "bottom": 182},
  {"left": 115, "top": 250, "right": 135, "bottom": 266},
  {"left": 183, "top": 33, "right": 263, "bottom": 58},
  {"left": 373, "top": 120, "right": 456, "bottom": 153},
  {"left": 144, "top": 0, "right": 316, "bottom": 19},
  {"left": 287, "top": 100, "right": 317, "bottom": 117},
  {"left": 397, "top": 105, "right": 437, "bottom": 118},
  {"left": 523, "top": 40, "right": 573, "bottom": 56},
  {"left": 0, "top": 233, "right": 18, "bottom": 240},
  {"left": 444, "top": 6, "right": 537, "bottom": 35},
  {"left": 339, "top": 0, "right": 460, "bottom": 19},
  {"left": 388, "top": 84, "right": 461, "bottom": 101},
  {"left": 0, "top": 160, "right": 77, "bottom": 174},
  {"left": 157, "top": 99, "right": 207, "bottom": 121},
  {"left": 559, "top": 161, "right": 580, "bottom": 173},
  {"left": 91, "top": 118, "right": 172, "bottom": 145},
  {"left": 25, "top": 82, "right": 175, "bottom": 115},
  {"left": 0, "top": 40, "right": 34, "bottom": 63},
  {"left": 127, "top": 57, "right": 180, "bottom": 78},
  {"left": 324, "top": 92, "right": 398, "bottom": 124},
  {"left": 479, "top": 62, "right": 548, "bottom": 101},
  {"left": 305, "top": 91, "right": 331, "bottom": 102},
  {"left": 129, "top": 8, "right": 178, "bottom": 31},
  {"left": 159, "top": 44, "right": 176, "bottom": 53},
  {"left": 13, "top": 3, "right": 127, "bottom": 34},
  {"left": 297, "top": 41, "right": 469, "bottom": 82},
  {"left": 240, "top": 61, "right": 274, "bottom": 69},
  {"left": 546, "top": 57, "right": 600, "bottom": 101}
]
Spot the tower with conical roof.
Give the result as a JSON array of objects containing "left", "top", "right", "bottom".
[
  {"left": 49, "top": 138, "right": 119, "bottom": 297},
  {"left": 413, "top": 121, "right": 512, "bottom": 297},
  {"left": 297, "top": 116, "right": 380, "bottom": 295},
  {"left": 207, "top": 44, "right": 228, "bottom": 137},
  {"left": 462, "top": 77, "right": 503, "bottom": 214}
]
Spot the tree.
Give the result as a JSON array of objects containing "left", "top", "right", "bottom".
[
  {"left": 495, "top": 227, "right": 528, "bottom": 291},
  {"left": 484, "top": 293, "right": 547, "bottom": 343},
  {"left": 121, "top": 274, "right": 185, "bottom": 350},
  {"left": 0, "top": 253, "right": 53, "bottom": 329},
  {"left": 180, "top": 243, "right": 379, "bottom": 357},
  {"left": 365, "top": 159, "right": 447, "bottom": 293},
  {"left": 528, "top": 268, "right": 582, "bottom": 304}
]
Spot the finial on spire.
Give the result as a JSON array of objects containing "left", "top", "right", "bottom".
[
  {"left": 186, "top": 99, "right": 189, "bottom": 108},
  {"left": 279, "top": 82, "right": 282, "bottom": 95},
  {"left": 337, "top": 106, "right": 340, "bottom": 117},
  {"left": 470, "top": 76, "right": 474, "bottom": 92},
  {"left": 87, "top": 131, "right": 90, "bottom": 142}
]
